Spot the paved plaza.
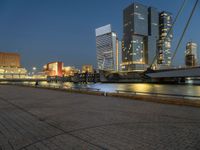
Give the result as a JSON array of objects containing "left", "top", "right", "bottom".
[{"left": 0, "top": 85, "right": 200, "bottom": 150}]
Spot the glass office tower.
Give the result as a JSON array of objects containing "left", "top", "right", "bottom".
[
  {"left": 95, "top": 24, "right": 120, "bottom": 71},
  {"left": 122, "top": 3, "right": 159, "bottom": 71},
  {"left": 148, "top": 7, "right": 159, "bottom": 66},
  {"left": 185, "top": 42, "right": 198, "bottom": 67},
  {"left": 157, "top": 11, "right": 173, "bottom": 66}
]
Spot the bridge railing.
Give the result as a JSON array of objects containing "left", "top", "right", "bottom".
[{"left": 115, "top": 90, "right": 200, "bottom": 100}]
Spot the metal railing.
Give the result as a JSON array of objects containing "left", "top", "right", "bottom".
[
  {"left": 2, "top": 82, "right": 200, "bottom": 100},
  {"left": 70, "top": 87, "right": 100, "bottom": 92},
  {"left": 3, "top": 82, "right": 101, "bottom": 92},
  {"left": 115, "top": 90, "right": 200, "bottom": 100}
]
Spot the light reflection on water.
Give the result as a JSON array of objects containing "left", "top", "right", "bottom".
[
  {"left": 41, "top": 82, "right": 200, "bottom": 97},
  {"left": 87, "top": 83, "right": 200, "bottom": 96},
  {"left": 22, "top": 81, "right": 200, "bottom": 97}
]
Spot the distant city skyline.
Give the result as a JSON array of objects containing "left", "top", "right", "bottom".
[{"left": 0, "top": 0, "right": 199, "bottom": 70}]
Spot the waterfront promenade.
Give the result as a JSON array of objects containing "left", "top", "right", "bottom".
[{"left": 0, "top": 85, "right": 200, "bottom": 150}]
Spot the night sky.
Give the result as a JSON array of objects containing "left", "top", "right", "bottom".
[{"left": 0, "top": 0, "right": 199, "bottom": 71}]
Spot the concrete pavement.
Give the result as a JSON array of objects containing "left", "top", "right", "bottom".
[{"left": 0, "top": 85, "right": 200, "bottom": 150}]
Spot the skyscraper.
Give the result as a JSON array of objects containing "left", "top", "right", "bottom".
[
  {"left": 157, "top": 11, "right": 173, "bottom": 66},
  {"left": 95, "top": 24, "right": 120, "bottom": 71},
  {"left": 185, "top": 42, "right": 198, "bottom": 67},
  {"left": 118, "top": 41, "right": 122, "bottom": 71},
  {"left": 121, "top": 3, "right": 159, "bottom": 71},
  {"left": 148, "top": 7, "right": 159, "bottom": 66}
]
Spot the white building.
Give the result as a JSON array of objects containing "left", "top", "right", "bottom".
[{"left": 95, "top": 24, "right": 121, "bottom": 71}]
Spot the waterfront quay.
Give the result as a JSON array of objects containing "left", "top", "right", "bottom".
[{"left": 0, "top": 85, "right": 200, "bottom": 150}]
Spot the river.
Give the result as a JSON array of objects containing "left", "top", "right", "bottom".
[{"left": 37, "top": 82, "right": 200, "bottom": 97}]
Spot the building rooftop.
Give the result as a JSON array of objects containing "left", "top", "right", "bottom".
[{"left": 95, "top": 24, "right": 112, "bottom": 37}]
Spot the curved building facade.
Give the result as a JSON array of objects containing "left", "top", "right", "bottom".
[{"left": 96, "top": 24, "right": 120, "bottom": 71}]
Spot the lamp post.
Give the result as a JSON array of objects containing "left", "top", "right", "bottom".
[
  {"left": 32, "top": 67, "right": 37, "bottom": 78},
  {"left": 33, "top": 67, "right": 36, "bottom": 71}
]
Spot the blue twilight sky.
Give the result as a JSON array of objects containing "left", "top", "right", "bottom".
[{"left": 0, "top": 0, "right": 199, "bottom": 70}]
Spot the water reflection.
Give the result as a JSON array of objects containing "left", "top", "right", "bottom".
[
  {"left": 74, "top": 83, "right": 200, "bottom": 96},
  {"left": 22, "top": 81, "right": 200, "bottom": 97}
]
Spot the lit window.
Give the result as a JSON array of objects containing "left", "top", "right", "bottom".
[{"left": 134, "top": 12, "right": 145, "bottom": 20}]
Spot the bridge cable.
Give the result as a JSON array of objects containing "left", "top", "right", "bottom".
[
  {"left": 171, "top": 0, "right": 199, "bottom": 62},
  {"left": 149, "top": 0, "right": 188, "bottom": 69}
]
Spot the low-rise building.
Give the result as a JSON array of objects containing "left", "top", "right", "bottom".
[
  {"left": 0, "top": 52, "right": 20, "bottom": 67},
  {"left": 0, "top": 67, "right": 27, "bottom": 79},
  {"left": 63, "top": 66, "right": 79, "bottom": 77},
  {"left": 0, "top": 52, "right": 27, "bottom": 79},
  {"left": 43, "top": 62, "right": 63, "bottom": 77},
  {"left": 82, "top": 65, "right": 93, "bottom": 73}
]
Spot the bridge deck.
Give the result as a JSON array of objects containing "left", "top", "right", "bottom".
[{"left": 146, "top": 67, "right": 200, "bottom": 78}]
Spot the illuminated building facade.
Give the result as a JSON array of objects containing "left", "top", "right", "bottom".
[
  {"left": 43, "top": 62, "right": 63, "bottom": 77},
  {"left": 82, "top": 65, "right": 93, "bottom": 73},
  {"left": 96, "top": 24, "right": 120, "bottom": 71},
  {"left": 185, "top": 42, "right": 198, "bottom": 67},
  {"left": 122, "top": 3, "right": 159, "bottom": 71},
  {"left": 157, "top": 11, "right": 173, "bottom": 66},
  {"left": 0, "top": 67, "right": 27, "bottom": 79},
  {"left": 63, "top": 66, "right": 79, "bottom": 77},
  {"left": 0, "top": 52, "right": 27, "bottom": 79},
  {"left": 0, "top": 52, "right": 20, "bottom": 67}
]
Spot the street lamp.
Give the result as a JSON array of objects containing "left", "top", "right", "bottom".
[
  {"left": 32, "top": 67, "right": 37, "bottom": 71},
  {"left": 31, "top": 67, "right": 37, "bottom": 78}
]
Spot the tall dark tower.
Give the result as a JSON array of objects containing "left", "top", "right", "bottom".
[
  {"left": 157, "top": 11, "right": 173, "bottom": 66},
  {"left": 121, "top": 3, "right": 159, "bottom": 71}
]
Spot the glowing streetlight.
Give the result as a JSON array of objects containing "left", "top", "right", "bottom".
[{"left": 32, "top": 67, "right": 37, "bottom": 71}]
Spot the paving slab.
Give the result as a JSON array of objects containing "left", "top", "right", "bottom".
[{"left": 0, "top": 85, "right": 200, "bottom": 150}]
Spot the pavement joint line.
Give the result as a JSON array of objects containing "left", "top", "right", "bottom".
[
  {"left": 44, "top": 138, "right": 67, "bottom": 150},
  {"left": 0, "top": 108, "right": 61, "bottom": 150},
  {"left": 8, "top": 108, "right": 68, "bottom": 150},
  {"left": 0, "top": 94, "right": 143, "bottom": 149},
  {"left": 0, "top": 85, "right": 200, "bottom": 149},
  {"left": 10, "top": 118, "right": 200, "bottom": 150},
  {"left": 0, "top": 110, "right": 28, "bottom": 141},
  {"left": 8, "top": 140, "right": 14, "bottom": 150},
  {"left": 3, "top": 93, "right": 190, "bottom": 150},
  {"left": 17, "top": 133, "right": 72, "bottom": 150},
  {"left": 1, "top": 99, "right": 200, "bottom": 150},
  {"left": 0, "top": 96, "right": 108, "bottom": 150}
]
